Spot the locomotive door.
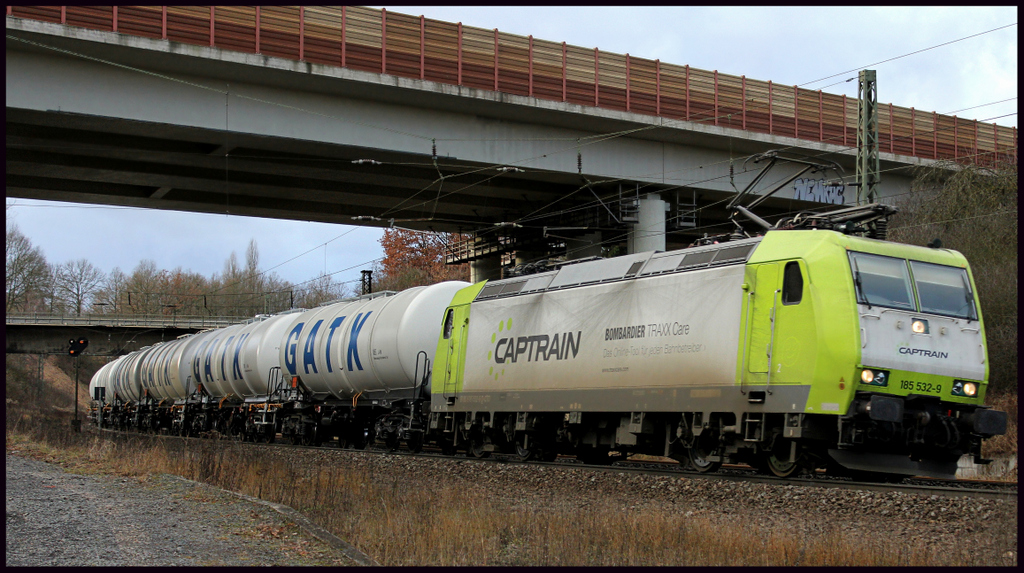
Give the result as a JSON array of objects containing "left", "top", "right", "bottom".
[
  {"left": 441, "top": 305, "right": 470, "bottom": 401},
  {"left": 746, "top": 263, "right": 780, "bottom": 377}
]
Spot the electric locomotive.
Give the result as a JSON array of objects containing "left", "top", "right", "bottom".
[{"left": 429, "top": 229, "right": 1007, "bottom": 479}]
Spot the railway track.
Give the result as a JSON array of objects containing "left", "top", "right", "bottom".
[{"left": 96, "top": 427, "right": 1017, "bottom": 501}]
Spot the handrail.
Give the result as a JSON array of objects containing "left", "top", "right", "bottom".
[
  {"left": 6, "top": 6, "right": 1015, "bottom": 167},
  {"left": 4, "top": 313, "right": 241, "bottom": 329}
]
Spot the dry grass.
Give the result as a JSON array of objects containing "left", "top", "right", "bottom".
[{"left": 6, "top": 407, "right": 1012, "bottom": 567}]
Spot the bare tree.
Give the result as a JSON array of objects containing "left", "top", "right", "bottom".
[
  {"left": 5, "top": 224, "right": 50, "bottom": 312},
  {"left": 295, "top": 272, "right": 346, "bottom": 308},
  {"left": 93, "top": 267, "right": 128, "bottom": 314},
  {"left": 55, "top": 259, "right": 106, "bottom": 316},
  {"left": 125, "top": 259, "right": 162, "bottom": 314}
]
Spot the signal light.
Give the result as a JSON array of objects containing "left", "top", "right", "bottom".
[{"left": 68, "top": 337, "right": 89, "bottom": 356}]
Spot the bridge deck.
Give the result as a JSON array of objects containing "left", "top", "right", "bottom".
[{"left": 6, "top": 6, "right": 1016, "bottom": 167}]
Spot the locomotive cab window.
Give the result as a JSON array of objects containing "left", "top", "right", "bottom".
[
  {"left": 848, "top": 252, "right": 915, "bottom": 310},
  {"left": 782, "top": 261, "right": 803, "bottom": 305},
  {"left": 442, "top": 309, "right": 455, "bottom": 339},
  {"left": 910, "top": 261, "right": 978, "bottom": 320}
]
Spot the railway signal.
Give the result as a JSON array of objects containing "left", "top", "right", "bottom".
[
  {"left": 68, "top": 337, "right": 89, "bottom": 356},
  {"left": 68, "top": 337, "right": 88, "bottom": 432}
]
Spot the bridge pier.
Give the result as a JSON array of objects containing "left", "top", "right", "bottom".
[
  {"left": 627, "top": 194, "right": 667, "bottom": 254},
  {"left": 470, "top": 257, "right": 502, "bottom": 283}
]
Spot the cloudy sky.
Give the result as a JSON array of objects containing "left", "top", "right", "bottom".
[{"left": 6, "top": 6, "right": 1017, "bottom": 288}]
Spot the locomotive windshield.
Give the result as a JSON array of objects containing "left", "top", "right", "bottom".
[
  {"left": 910, "top": 261, "right": 977, "bottom": 320},
  {"left": 849, "top": 252, "right": 978, "bottom": 320},
  {"left": 848, "top": 252, "right": 915, "bottom": 310}
]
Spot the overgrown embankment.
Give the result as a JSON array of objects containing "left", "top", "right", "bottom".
[{"left": 6, "top": 407, "right": 1017, "bottom": 567}]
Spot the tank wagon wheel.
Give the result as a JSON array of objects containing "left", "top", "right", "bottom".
[
  {"left": 303, "top": 431, "right": 322, "bottom": 447},
  {"left": 514, "top": 435, "right": 535, "bottom": 461}
]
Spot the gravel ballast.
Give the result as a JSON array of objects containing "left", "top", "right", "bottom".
[{"left": 4, "top": 452, "right": 363, "bottom": 567}]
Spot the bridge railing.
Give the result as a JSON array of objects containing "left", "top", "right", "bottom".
[
  {"left": 7, "top": 5, "right": 1016, "bottom": 167},
  {"left": 4, "top": 313, "right": 240, "bottom": 329}
]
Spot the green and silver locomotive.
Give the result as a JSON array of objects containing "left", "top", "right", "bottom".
[{"left": 429, "top": 229, "right": 1007, "bottom": 479}]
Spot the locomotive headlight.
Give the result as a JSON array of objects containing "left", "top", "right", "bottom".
[
  {"left": 860, "top": 368, "right": 889, "bottom": 386},
  {"left": 911, "top": 319, "right": 929, "bottom": 334},
  {"left": 951, "top": 380, "right": 979, "bottom": 397}
]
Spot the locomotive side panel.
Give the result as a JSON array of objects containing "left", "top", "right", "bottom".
[{"left": 455, "top": 265, "right": 745, "bottom": 411}]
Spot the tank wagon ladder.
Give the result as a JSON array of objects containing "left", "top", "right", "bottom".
[{"left": 413, "top": 350, "right": 431, "bottom": 401}]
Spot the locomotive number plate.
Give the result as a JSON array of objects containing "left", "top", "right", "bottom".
[{"left": 899, "top": 379, "right": 942, "bottom": 395}]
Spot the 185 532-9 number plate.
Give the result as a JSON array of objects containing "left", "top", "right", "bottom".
[{"left": 899, "top": 379, "right": 942, "bottom": 394}]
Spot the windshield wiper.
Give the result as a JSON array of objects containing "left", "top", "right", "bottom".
[
  {"left": 852, "top": 258, "right": 871, "bottom": 310},
  {"left": 960, "top": 271, "right": 975, "bottom": 323}
]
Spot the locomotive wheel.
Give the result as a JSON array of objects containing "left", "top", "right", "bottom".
[
  {"left": 758, "top": 440, "right": 801, "bottom": 478},
  {"left": 468, "top": 437, "right": 491, "bottom": 458},
  {"left": 759, "top": 452, "right": 800, "bottom": 478},
  {"left": 688, "top": 447, "right": 722, "bottom": 473}
]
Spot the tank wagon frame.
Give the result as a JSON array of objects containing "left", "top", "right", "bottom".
[{"left": 89, "top": 230, "right": 1007, "bottom": 481}]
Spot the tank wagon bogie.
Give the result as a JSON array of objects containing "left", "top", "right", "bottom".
[{"left": 88, "top": 231, "right": 1007, "bottom": 481}]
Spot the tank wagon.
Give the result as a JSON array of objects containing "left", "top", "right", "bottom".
[
  {"left": 90, "top": 230, "right": 1007, "bottom": 480},
  {"left": 91, "top": 282, "right": 468, "bottom": 447}
]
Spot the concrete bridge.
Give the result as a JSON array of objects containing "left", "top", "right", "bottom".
[
  {"left": 5, "top": 314, "right": 237, "bottom": 356},
  {"left": 6, "top": 7, "right": 1016, "bottom": 280}
]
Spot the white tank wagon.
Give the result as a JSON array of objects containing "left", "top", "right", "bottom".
[
  {"left": 110, "top": 347, "right": 151, "bottom": 403},
  {"left": 217, "top": 317, "right": 273, "bottom": 398},
  {"left": 148, "top": 334, "right": 201, "bottom": 401},
  {"left": 280, "top": 282, "right": 469, "bottom": 401},
  {"left": 88, "top": 360, "right": 116, "bottom": 405},
  {"left": 238, "top": 312, "right": 304, "bottom": 396},
  {"left": 193, "top": 323, "right": 248, "bottom": 399}
]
